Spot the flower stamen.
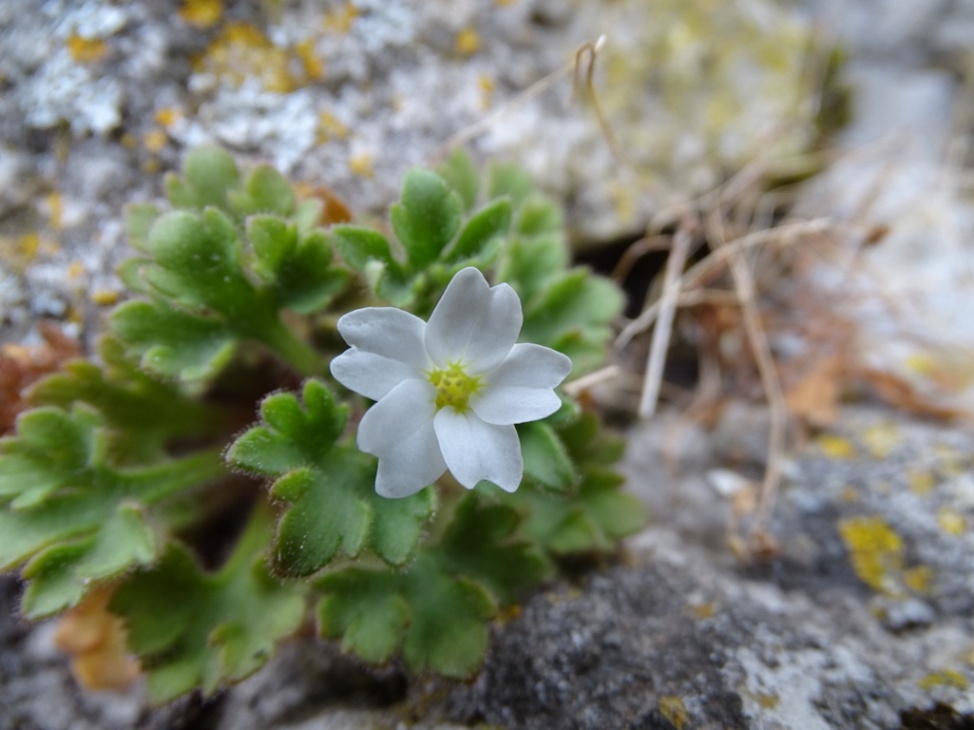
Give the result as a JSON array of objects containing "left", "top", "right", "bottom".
[{"left": 428, "top": 362, "right": 482, "bottom": 412}]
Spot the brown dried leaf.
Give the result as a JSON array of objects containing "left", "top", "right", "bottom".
[
  {"left": 53, "top": 584, "right": 140, "bottom": 691},
  {"left": 784, "top": 356, "right": 843, "bottom": 427},
  {"left": 0, "top": 322, "right": 80, "bottom": 434}
]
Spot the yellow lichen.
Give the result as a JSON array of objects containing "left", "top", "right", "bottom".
[
  {"left": 657, "top": 696, "right": 690, "bottom": 730},
  {"left": 66, "top": 34, "right": 108, "bottom": 63},
  {"left": 154, "top": 108, "right": 183, "bottom": 129},
  {"left": 838, "top": 516, "right": 904, "bottom": 594},
  {"left": 907, "top": 470, "right": 936, "bottom": 496},
  {"left": 194, "top": 22, "right": 298, "bottom": 93},
  {"left": 296, "top": 39, "right": 324, "bottom": 80},
  {"left": 917, "top": 669, "right": 969, "bottom": 691},
  {"left": 455, "top": 27, "right": 480, "bottom": 56},
  {"left": 862, "top": 422, "right": 901, "bottom": 459},
  {"left": 143, "top": 129, "right": 168, "bottom": 154},
  {"left": 92, "top": 290, "right": 120, "bottom": 307},
  {"left": 45, "top": 192, "right": 63, "bottom": 230},
  {"left": 67, "top": 262, "right": 85, "bottom": 279},
  {"left": 937, "top": 508, "right": 967, "bottom": 536},
  {"left": 179, "top": 0, "right": 222, "bottom": 28},
  {"left": 817, "top": 434, "right": 856, "bottom": 459},
  {"left": 316, "top": 110, "right": 349, "bottom": 143},
  {"left": 904, "top": 566, "right": 933, "bottom": 594},
  {"left": 477, "top": 73, "right": 495, "bottom": 109},
  {"left": 349, "top": 152, "right": 374, "bottom": 178},
  {"left": 322, "top": 3, "right": 358, "bottom": 34}
]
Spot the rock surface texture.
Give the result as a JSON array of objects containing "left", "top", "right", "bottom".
[{"left": 4, "top": 0, "right": 974, "bottom": 729}]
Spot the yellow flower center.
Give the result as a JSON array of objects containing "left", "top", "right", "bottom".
[{"left": 428, "top": 362, "right": 482, "bottom": 412}]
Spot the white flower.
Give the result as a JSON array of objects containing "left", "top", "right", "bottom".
[{"left": 330, "top": 267, "right": 572, "bottom": 498}]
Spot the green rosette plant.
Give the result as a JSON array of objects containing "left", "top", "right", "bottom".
[{"left": 0, "top": 145, "right": 644, "bottom": 702}]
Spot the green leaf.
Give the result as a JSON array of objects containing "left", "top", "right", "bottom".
[
  {"left": 124, "top": 203, "right": 160, "bottom": 253},
  {"left": 329, "top": 225, "right": 399, "bottom": 272},
  {"left": 436, "top": 148, "right": 480, "bottom": 212},
  {"left": 435, "top": 495, "right": 547, "bottom": 603},
  {"left": 272, "top": 230, "right": 350, "bottom": 315},
  {"left": 317, "top": 552, "right": 494, "bottom": 677},
  {"left": 248, "top": 215, "right": 298, "bottom": 280},
  {"left": 227, "top": 380, "right": 434, "bottom": 575},
  {"left": 228, "top": 165, "right": 295, "bottom": 217},
  {"left": 487, "top": 162, "right": 534, "bottom": 207},
  {"left": 519, "top": 420, "right": 577, "bottom": 492},
  {"left": 111, "top": 300, "right": 236, "bottom": 384},
  {"left": 165, "top": 145, "right": 241, "bottom": 210},
  {"left": 390, "top": 169, "right": 462, "bottom": 268},
  {"left": 496, "top": 231, "right": 569, "bottom": 301},
  {"left": 111, "top": 508, "right": 305, "bottom": 703},
  {"left": 520, "top": 269, "right": 624, "bottom": 375},
  {"left": 514, "top": 196, "right": 563, "bottom": 236},
  {"left": 29, "top": 337, "right": 217, "bottom": 460},
  {"left": 0, "top": 405, "right": 225, "bottom": 617},
  {"left": 144, "top": 208, "right": 255, "bottom": 314},
  {"left": 445, "top": 197, "right": 511, "bottom": 263}
]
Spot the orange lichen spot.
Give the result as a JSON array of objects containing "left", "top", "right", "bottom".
[
  {"left": 751, "top": 692, "right": 781, "bottom": 709},
  {"left": 477, "top": 73, "right": 495, "bottom": 108},
  {"left": 67, "top": 261, "right": 86, "bottom": 279},
  {"left": 349, "top": 152, "right": 374, "bottom": 178},
  {"left": 689, "top": 601, "right": 717, "bottom": 619},
  {"left": 455, "top": 27, "right": 481, "bottom": 56},
  {"left": 496, "top": 604, "right": 522, "bottom": 625},
  {"left": 195, "top": 22, "right": 297, "bottom": 93},
  {"left": 937, "top": 508, "right": 966, "bottom": 536},
  {"left": 838, "top": 516, "right": 904, "bottom": 594},
  {"left": 53, "top": 584, "right": 140, "bottom": 691},
  {"left": 180, "top": 0, "right": 222, "bottom": 28},
  {"left": 907, "top": 470, "right": 936, "bottom": 496},
  {"left": 322, "top": 3, "right": 358, "bottom": 34},
  {"left": 296, "top": 39, "right": 324, "bottom": 80},
  {"left": 66, "top": 34, "right": 108, "bottom": 63},
  {"left": 917, "top": 669, "right": 969, "bottom": 691},
  {"left": 657, "top": 696, "right": 690, "bottom": 730},
  {"left": 154, "top": 108, "right": 183, "bottom": 129},
  {"left": 92, "top": 290, "right": 120, "bottom": 306},
  {"left": 495, "top": 0, "right": 517, "bottom": 6},
  {"left": 862, "top": 422, "right": 901, "bottom": 459},
  {"left": 120, "top": 133, "right": 137, "bottom": 149},
  {"left": 143, "top": 158, "right": 161, "bottom": 173},
  {"left": 840, "top": 486, "right": 860, "bottom": 503},
  {"left": 143, "top": 129, "right": 168, "bottom": 154},
  {"left": 316, "top": 110, "right": 349, "bottom": 142},
  {"left": 817, "top": 434, "right": 856, "bottom": 459}
]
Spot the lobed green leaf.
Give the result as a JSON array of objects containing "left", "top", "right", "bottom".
[
  {"left": 227, "top": 380, "right": 434, "bottom": 576},
  {"left": 111, "top": 508, "right": 305, "bottom": 703}
]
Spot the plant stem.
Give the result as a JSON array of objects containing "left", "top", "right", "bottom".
[
  {"left": 259, "top": 320, "right": 323, "bottom": 377},
  {"left": 124, "top": 448, "right": 227, "bottom": 503},
  {"left": 220, "top": 501, "right": 274, "bottom": 577}
]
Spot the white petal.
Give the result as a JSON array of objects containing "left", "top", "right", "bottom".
[
  {"left": 357, "top": 380, "right": 446, "bottom": 498},
  {"left": 425, "top": 267, "right": 522, "bottom": 373},
  {"left": 487, "top": 343, "right": 573, "bottom": 388},
  {"left": 330, "top": 348, "right": 423, "bottom": 401},
  {"left": 470, "top": 385, "right": 562, "bottom": 425},
  {"left": 337, "top": 307, "right": 431, "bottom": 369},
  {"left": 433, "top": 409, "right": 523, "bottom": 492}
]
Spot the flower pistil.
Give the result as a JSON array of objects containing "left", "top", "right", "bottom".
[{"left": 428, "top": 362, "right": 482, "bottom": 412}]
